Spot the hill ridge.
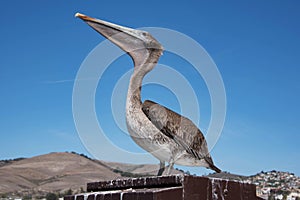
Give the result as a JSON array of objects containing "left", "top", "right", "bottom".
[{"left": 0, "top": 152, "right": 174, "bottom": 198}]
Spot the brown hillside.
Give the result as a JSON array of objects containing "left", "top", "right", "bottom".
[
  {"left": 0, "top": 152, "right": 184, "bottom": 197},
  {"left": 0, "top": 152, "right": 121, "bottom": 194}
]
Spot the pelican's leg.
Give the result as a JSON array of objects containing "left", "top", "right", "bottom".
[
  {"left": 166, "top": 158, "right": 175, "bottom": 175},
  {"left": 157, "top": 161, "right": 165, "bottom": 176}
]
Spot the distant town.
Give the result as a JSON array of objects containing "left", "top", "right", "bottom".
[{"left": 245, "top": 170, "right": 300, "bottom": 200}]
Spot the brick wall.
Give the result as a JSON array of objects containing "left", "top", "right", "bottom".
[{"left": 64, "top": 175, "right": 263, "bottom": 200}]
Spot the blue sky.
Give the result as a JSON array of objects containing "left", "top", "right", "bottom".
[{"left": 0, "top": 1, "right": 299, "bottom": 176}]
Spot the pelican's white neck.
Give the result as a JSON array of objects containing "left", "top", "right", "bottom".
[
  {"left": 126, "top": 65, "right": 149, "bottom": 107},
  {"left": 126, "top": 49, "right": 163, "bottom": 109}
]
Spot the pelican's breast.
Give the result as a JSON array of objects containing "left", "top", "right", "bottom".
[{"left": 125, "top": 103, "right": 174, "bottom": 162}]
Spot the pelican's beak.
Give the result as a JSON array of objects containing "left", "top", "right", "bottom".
[
  {"left": 76, "top": 13, "right": 163, "bottom": 66},
  {"left": 76, "top": 13, "right": 151, "bottom": 54}
]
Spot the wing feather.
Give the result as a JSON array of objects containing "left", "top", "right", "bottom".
[{"left": 142, "top": 100, "right": 208, "bottom": 160}]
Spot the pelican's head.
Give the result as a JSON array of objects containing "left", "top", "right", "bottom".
[{"left": 75, "top": 13, "right": 163, "bottom": 67}]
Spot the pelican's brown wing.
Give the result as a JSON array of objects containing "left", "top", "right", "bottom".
[
  {"left": 142, "top": 100, "right": 209, "bottom": 160},
  {"left": 142, "top": 100, "right": 221, "bottom": 173}
]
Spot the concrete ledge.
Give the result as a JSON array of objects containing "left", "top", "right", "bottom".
[{"left": 64, "top": 175, "right": 263, "bottom": 200}]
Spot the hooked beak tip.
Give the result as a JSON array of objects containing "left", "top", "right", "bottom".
[
  {"left": 75, "top": 12, "right": 83, "bottom": 18},
  {"left": 75, "top": 12, "right": 95, "bottom": 21}
]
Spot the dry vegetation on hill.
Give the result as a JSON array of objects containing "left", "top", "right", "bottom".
[{"left": 0, "top": 152, "right": 181, "bottom": 198}]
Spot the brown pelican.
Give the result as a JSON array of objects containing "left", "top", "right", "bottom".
[{"left": 75, "top": 13, "right": 221, "bottom": 175}]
